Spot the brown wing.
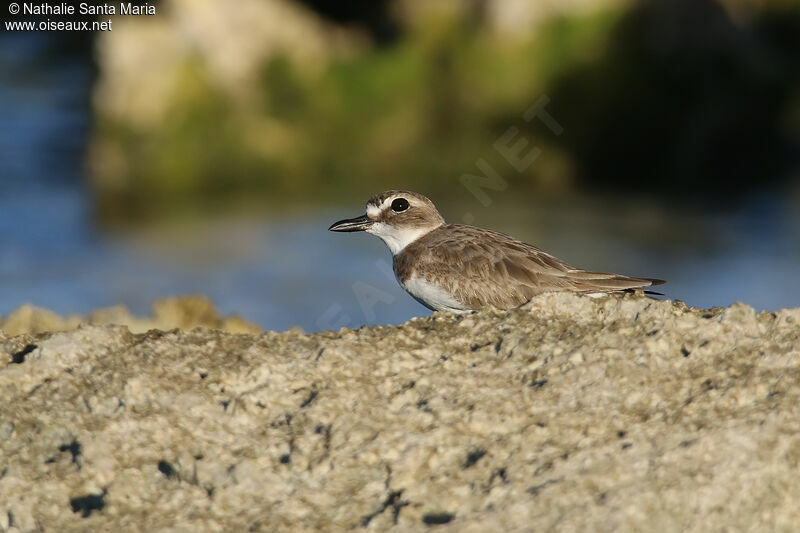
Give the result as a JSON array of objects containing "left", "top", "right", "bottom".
[{"left": 396, "top": 224, "right": 664, "bottom": 310}]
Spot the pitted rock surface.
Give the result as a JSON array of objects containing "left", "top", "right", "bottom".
[{"left": 1, "top": 293, "right": 799, "bottom": 531}]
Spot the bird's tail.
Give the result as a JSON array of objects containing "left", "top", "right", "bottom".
[{"left": 569, "top": 272, "right": 666, "bottom": 297}]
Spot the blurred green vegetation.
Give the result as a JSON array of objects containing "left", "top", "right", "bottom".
[
  {"left": 91, "top": 0, "right": 800, "bottom": 222},
  {"left": 530, "top": 0, "right": 800, "bottom": 197}
]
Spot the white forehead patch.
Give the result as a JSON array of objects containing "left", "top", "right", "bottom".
[{"left": 366, "top": 195, "right": 402, "bottom": 219}]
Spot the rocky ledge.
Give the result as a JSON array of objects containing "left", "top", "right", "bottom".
[{"left": 1, "top": 293, "right": 798, "bottom": 531}]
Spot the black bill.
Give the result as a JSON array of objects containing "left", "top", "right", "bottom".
[{"left": 328, "top": 214, "right": 373, "bottom": 232}]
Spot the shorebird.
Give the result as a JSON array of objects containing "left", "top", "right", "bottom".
[{"left": 328, "top": 190, "right": 664, "bottom": 312}]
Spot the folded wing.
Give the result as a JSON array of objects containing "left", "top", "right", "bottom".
[{"left": 399, "top": 224, "right": 664, "bottom": 310}]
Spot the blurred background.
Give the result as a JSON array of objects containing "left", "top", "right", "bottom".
[{"left": 0, "top": 0, "right": 799, "bottom": 332}]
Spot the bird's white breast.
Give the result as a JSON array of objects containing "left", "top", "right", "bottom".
[{"left": 401, "top": 275, "right": 469, "bottom": 313}]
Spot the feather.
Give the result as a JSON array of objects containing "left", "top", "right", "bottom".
[{"left": 396, "top": 223, "right": 665, "bottom": 311}]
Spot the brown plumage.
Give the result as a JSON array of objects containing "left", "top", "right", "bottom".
[
  {"left": 395, "top": 224, "right": 663, "bottom": 310},
  {"left": 329, "top": 190, "right": 665, "bottom": 312}
]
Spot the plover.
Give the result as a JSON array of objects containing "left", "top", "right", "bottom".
[{"left": 329, "top": 190, "right": 664, "bottom": 312}]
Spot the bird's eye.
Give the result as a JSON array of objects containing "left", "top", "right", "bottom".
[{"left": 391, "top": 198, "right": 409, "bottom": 212}]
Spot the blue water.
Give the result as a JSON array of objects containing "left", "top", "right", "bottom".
[
  {"left": 0, "top": 194, "right": 798, "bottom": 332},
  {"left": 1, "top": 32, "right": 799, "bottom": 332}
]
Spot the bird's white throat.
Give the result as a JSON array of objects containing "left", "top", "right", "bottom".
[{"left": 366, "top": 222, "right": 437, "bottom": 255}]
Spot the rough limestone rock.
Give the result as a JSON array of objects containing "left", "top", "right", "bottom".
[
  {"left": 1, "top": 293, "right": 799, "bottom": 532},
  {"left": 0, "top": 295, "right": 261, "bottom": 336}
]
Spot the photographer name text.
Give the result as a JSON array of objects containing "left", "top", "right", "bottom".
[{"left": 22, "top": 2, "right": 155, "bottom": 16}]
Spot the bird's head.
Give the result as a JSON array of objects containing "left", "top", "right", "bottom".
[{"left": 328, "top": 190, "right": 445, "bottom": 254}]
